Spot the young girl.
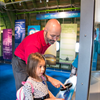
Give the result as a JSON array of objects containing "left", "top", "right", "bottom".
[{"left": 23, "top": 52, "right": 64, "bottom": 100}]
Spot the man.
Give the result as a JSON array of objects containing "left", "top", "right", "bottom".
[
  {"left": 70, "top": 29, "right": 99, "bottom": 77},
  {"left": 12, "top": 19, "right": 65, "bottom": 91}
]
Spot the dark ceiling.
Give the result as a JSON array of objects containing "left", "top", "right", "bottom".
[{"left": 0, "top": 0, "right": 80, "bottom": 35}]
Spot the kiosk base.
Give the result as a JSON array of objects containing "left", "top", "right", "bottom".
[{"left": 56, "top": 76, "right": 77, "bottom": 100}]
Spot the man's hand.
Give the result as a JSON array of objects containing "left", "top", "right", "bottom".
[{"left": 46, "top": 75, "right": 66, "bottom": 88}]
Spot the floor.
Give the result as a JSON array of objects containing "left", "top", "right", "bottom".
[
  {"left": 0, "top": 63, "right": 70, "bottom": 100},
  {"left": 71, "top": 71, "right": 100, "bottom": 100},
  {"left": 89, "top": 71, "right": 100, "bottom": 100},
  {"left": 0, "top": 63, "right": 99, "bottom": 100}
]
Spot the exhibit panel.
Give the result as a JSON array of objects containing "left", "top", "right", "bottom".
[{"left": 0, "top": 14, "right": 1, "bottom": 57}]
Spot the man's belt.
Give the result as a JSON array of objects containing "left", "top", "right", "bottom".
[{"left": 14, "top": 55, "right": 25, "bottom": 63}]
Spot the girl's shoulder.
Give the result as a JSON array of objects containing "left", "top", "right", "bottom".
[{"left": 23, "top": 78, "right": 34, "bottom": 92}]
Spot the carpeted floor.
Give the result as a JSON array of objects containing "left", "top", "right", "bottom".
[
  {"left": 0, "top": 63, "right": 70, "bottom": 100},
  {"left": 0, "top": 63, "right": 16, "bottom": 100}
]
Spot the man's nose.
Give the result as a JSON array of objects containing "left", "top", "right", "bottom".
[{"left": 53, "top": 36, "right": 58, "bottom": 41}]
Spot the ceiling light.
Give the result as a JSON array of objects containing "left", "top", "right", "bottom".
[
  {"left": 19, "top": 2, "right": 21, "bottom": 6},
  {"left": 40, "top": 0, "right": 42, "bottom": 3},
  {"left": 46, "top": 0, "right": 49, "bottom": 2}
]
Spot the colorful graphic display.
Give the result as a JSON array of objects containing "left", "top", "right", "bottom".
[
  {"left": 36, "top": 11, "right": 80, "bottom": 20},
  {"left": 0, "top": 27, "right": 1, "bottom": 56},
  {"left": 28, "top": 25, "right": 40, "bottom": 35},
  {"left": 15, "top": 19, "right": 25, "bottom": 49},
  {"left": 3, "top": 29, "right": 12, "bottom": 59}
]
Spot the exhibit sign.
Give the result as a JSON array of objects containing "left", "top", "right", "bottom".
[
  {"left": 0, "top": 45, "right": 1, "bottom": 57},
  {"left": 0, "top": 27, "right": 1, "bottom": 56},
  {"left": 36, "top": 11, "right": 80, "bottom": 20},
  {"left": 28, "top": 25, "right": 40, "bottom": 35},
  {"left": 3, "top": 29, "right": 12, "bottom": 59},
  {"left": 15, "top": 19, "right": 25, "bottom": 49},
  {"left": 59, "top": 24, "right": 77, "bottom": 63}
]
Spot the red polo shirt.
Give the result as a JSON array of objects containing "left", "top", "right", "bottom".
[{"left": 14, "top": 30, "right": 50, "bottom": 64}]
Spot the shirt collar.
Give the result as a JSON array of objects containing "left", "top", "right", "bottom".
[{"left": 40, "top": 30, "right": 50, "bottom": 47}]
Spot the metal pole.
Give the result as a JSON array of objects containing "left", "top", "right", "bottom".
[{"left": 75, "top": 0, "right": 95, "bottom": 100}]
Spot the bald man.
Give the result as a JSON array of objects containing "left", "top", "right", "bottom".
[{"left": 12, "top": 19, "right": 65, "bottom": 91}]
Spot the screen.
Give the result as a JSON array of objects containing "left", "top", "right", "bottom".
[
  {"left": 56, "top": 41, "right": 60, "bottom": 51},
  {"left": 75, "top": 42, "right": 79, "bottom": 52}
]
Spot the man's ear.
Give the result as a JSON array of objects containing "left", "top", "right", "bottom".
[{"left": 43, "top": 28, "right": 47, "bottom": 36}]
